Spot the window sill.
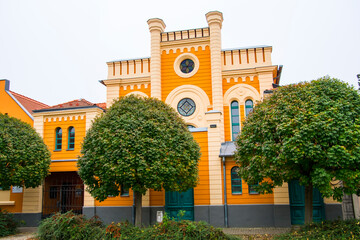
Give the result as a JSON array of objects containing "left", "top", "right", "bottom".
[
  {"left": 66, "top": 149, "right": 74, "bottom": 151},
  {"left": 249, "top": 193, "right": 259, "bottom": 195},
  {"left": 53, "top": 150, "right": 62, "bottom": 152},
  {"left": 120, "top": 195, "right": 130, "bottom": 197},
  {"left": 232, "top": 193, "right": 242, "bottom": 195},
  {"left": 0, "top": 201, "right": 15, "bottom": 206}
]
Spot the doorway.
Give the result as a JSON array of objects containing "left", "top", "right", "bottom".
[
  {"left": 42, "top": 172, "right": 84, "bottom": 218},
  {"left": 165, "top": 189, "right": 194, "bottom": 221},
  {"left": 288, "top": 180, "right": 325, "bottom": 225}
]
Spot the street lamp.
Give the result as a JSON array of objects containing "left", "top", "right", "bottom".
[{"left": 357, "top": 74, "right": 360, "bottom": 90}]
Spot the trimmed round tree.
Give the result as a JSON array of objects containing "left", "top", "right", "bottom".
[
  {"left": 235, "top": 77, "right": 360, "bottom": 224},
  {"left": 78, "top": 95, "right": 201, "bottom": 226},
  {"left": 0, "top": 114, "right": 51, "bottom": 189}
]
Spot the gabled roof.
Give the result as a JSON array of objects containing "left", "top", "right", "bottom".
[
  {"left": 33, "top": 99, "right": 106, "bottom": 113},
  {"left": 9, "top": 90, "right": 49, "bottom": 113}
]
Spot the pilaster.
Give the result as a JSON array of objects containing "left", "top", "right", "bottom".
[
  {"left": 83, "top": 186, "right": 95, "bottom": 207},
  {"left": 205, "top": 110, "right": 223, "bottom": 205},
  {"left": 106, "top": 83, "right": 120, "bottom": 108},
  {"left": 206, "top": 11, "right": 224, "bottom": 111},
  {"left": 147, "top": 18, "right": 166, "bottom": 99},
  {"left": 22, "top": 186, "right": 42, "bottom": 213},
  {"left": 258, "top": 72, "right": 274, "bottom": 99},
  {"left": 33, "top": 115, "right": 44, "bottom": 137},
  {"left": 142, "top": 190, "right": 150, "bottom": 207}
]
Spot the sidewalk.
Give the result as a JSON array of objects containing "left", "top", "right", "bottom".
[
  {"left": 0, "top": 228, "right": 37, "bottom": 240},
  {"left": 223, "top": 227, "right": 291, "bottom": 235},
  {"left": 1, "top": 227, "right": 291, "bottom": 239}
]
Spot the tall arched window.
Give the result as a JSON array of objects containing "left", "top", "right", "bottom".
[
  {"left": 68, "top": 127, "right": 75, "bottom": 150},
  {"left": 231, "top": 166, "right": 242, "bottom": 194},
  {"left": 55, "top": 127, "right": 62, "bottom": 150},
  {"left": 231, "top": 101, "right": 240, "bottom": 140},
  {"left": 245, "top": 99, "right": 253, "bottom": 117}
]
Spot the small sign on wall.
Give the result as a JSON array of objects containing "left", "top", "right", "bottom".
[
  {"left": 12, "top": 186, "right": 23, "bottom": 193},
  {"left": 156, "top": 211, "right": 163, "bottom": 223}
]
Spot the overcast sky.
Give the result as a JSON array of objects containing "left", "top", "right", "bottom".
[{"left": 1, "top": 0, "right": 359, "bottom": 106}]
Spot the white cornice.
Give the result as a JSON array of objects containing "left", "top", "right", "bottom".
[
  {"left": 222, "top": 65, "right": 277, "bottom": 77},
  {"left": 102, "top": 77, "right": 150, "bottom": 86},
  {"left": 32, "top": 107, "right": 103, "bottom": 118}
]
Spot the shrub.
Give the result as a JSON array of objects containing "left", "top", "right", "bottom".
[
  {"left": 37, "top": 211, "right": 239, "bottom": 240},
  {"left": 0, "top": 208, "right": 20, "bottom": 237},
  {"left": 275, "top": 218, "right": 360, "bottom": 240},
  {"left": 104, "top": 213, "right": 239, "bottom": 240},
  {"left": 37, "top": 211, "right": 105, "bottom": 240}
]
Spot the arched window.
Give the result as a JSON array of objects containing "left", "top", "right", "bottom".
[
  {"left": 231, "top": 166, "right": 242, "bottom": 194},
  {"left": 231, "top": 101, "right": 240, "bottom": 140},
  {"left": 245, "top": 99, "right": 253, "bottom": 117},
  {"left": 68, "top": 127, "right": 75, "bottom": 150},
  {"left": 249, "top": 183, "right": 259, "bottom": 194},
  {"left": 121, "top": 185, "right": 129, "bottom": 197},
  {"left": 55, "top": 127, "right": 62, "bottom": 150}
]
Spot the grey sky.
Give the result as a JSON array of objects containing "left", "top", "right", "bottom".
[{"left": 1, "top": 0, "right": 359, "bottom": 106}]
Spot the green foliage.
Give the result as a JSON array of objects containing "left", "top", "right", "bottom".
[
  {"left": 275, "top": 219, "right": 360, "bottom": 239},
  {"left": 235, "top": 77, "right": 360, "bottom": 200},
  {"left": 0, "top": 208, "right": 20, "bottom": 237},
  {"left": 0, "top": 114, "right": 51, "bottom": 189},
  {"left": 37, "top": 211, "right": 105, "bottom": 240},
  {"left": 104, "top": 214, "right": 238, "bottom": 240},
  {"left": 78, "top": 95, "right": 201, "bottom": 200},
  {"left": 36, "top": 211, "right": 238, "bottom": 240}
]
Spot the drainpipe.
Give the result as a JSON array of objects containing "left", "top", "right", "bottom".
[
  {"left": 223, "top": 156, "right": 228, "bottom": 227},
  {"left": 132, "top": 192, "right": 135, "bottom": 225}
]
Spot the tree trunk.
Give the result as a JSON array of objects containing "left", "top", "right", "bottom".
[
  {"left": 134, "top": 191, "right": 142, "bottom": 227},
  {"left": 304, "top": 183, "right": 313, "bottom": 224}
]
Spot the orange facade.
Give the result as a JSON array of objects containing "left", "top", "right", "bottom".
[
  {"left": 0, "top": 80, "right": 33, "bottom": 125},
  {"left": 161, "top": 47, "right": 212, "bottom": 105}
]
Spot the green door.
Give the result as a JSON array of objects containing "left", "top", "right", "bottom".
[
  {"left": 165, "top": 189, "right": 194, "bottom": 221},
  {"left": 288, "top": 180, "right": 325, "bottom": 225}
]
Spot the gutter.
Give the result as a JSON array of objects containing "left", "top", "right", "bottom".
[
  {"left": 223, "top": 156, "right": 228, "bottom": 227},
  {"left": 273, "top": 65, "right": 283, "bottom": 85}
]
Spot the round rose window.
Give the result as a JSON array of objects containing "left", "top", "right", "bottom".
[
  {"left": 180, "top": 59, "right": 195, "bottom": 74},
  {"left": 177, "top": 98, "right": 196, "bottom": 116}
]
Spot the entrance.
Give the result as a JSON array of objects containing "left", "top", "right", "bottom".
[
  {"left": 165, "top": 189, "right": 194, "bottom": 221},
  {"left": 288, "top": 180, "right": 325, "bottom": 225},
  {"left": 42, "top": 172, "right": 84, "bottom": 218}
]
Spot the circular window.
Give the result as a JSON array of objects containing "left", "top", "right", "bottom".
[
  {"left": 174, "top": 53, "right": 199, "bottom": 78},
  {"left": 180, "top": 59, "right": 194, "bottom": 74},
  {"left": 177, "top": 98, "right": 196, "bottom": 116}
]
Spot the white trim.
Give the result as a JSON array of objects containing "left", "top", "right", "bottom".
[
  {"left": 51, "top": 159, "right": 77, "bottom": 162},
  {"left": 6, "top": 90, "right": 34, "bottom": 120},
  {"left": 189, "top": 127, "right": 208, "bottom": 132}
]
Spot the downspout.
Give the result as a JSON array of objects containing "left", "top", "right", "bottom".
[
  {"left": 132, "top": 192, "right": 135, "bottom": 224},
  {"left": 223, "top": 156, "right": 228, "bottom": 227}
]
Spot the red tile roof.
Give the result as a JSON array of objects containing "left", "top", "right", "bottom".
[
  {"left": 41, "top": 99, "right": 106, "bottom": 111},
  {"left": 95, "top": 102, "right": 106, "bottom": 109},
  {"left": 9, "top": 91, "right": 49, "bottom": 113}
]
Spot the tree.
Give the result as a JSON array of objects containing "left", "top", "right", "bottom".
[
  {"left": 78, "top": 95, "right": 201, "bottom": 226},
  {"left": 235, "top": 77, "right": 360, "bottom": 224},
  {"left": 0, "top": 114, "right": 51, "bottom": 190}
]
